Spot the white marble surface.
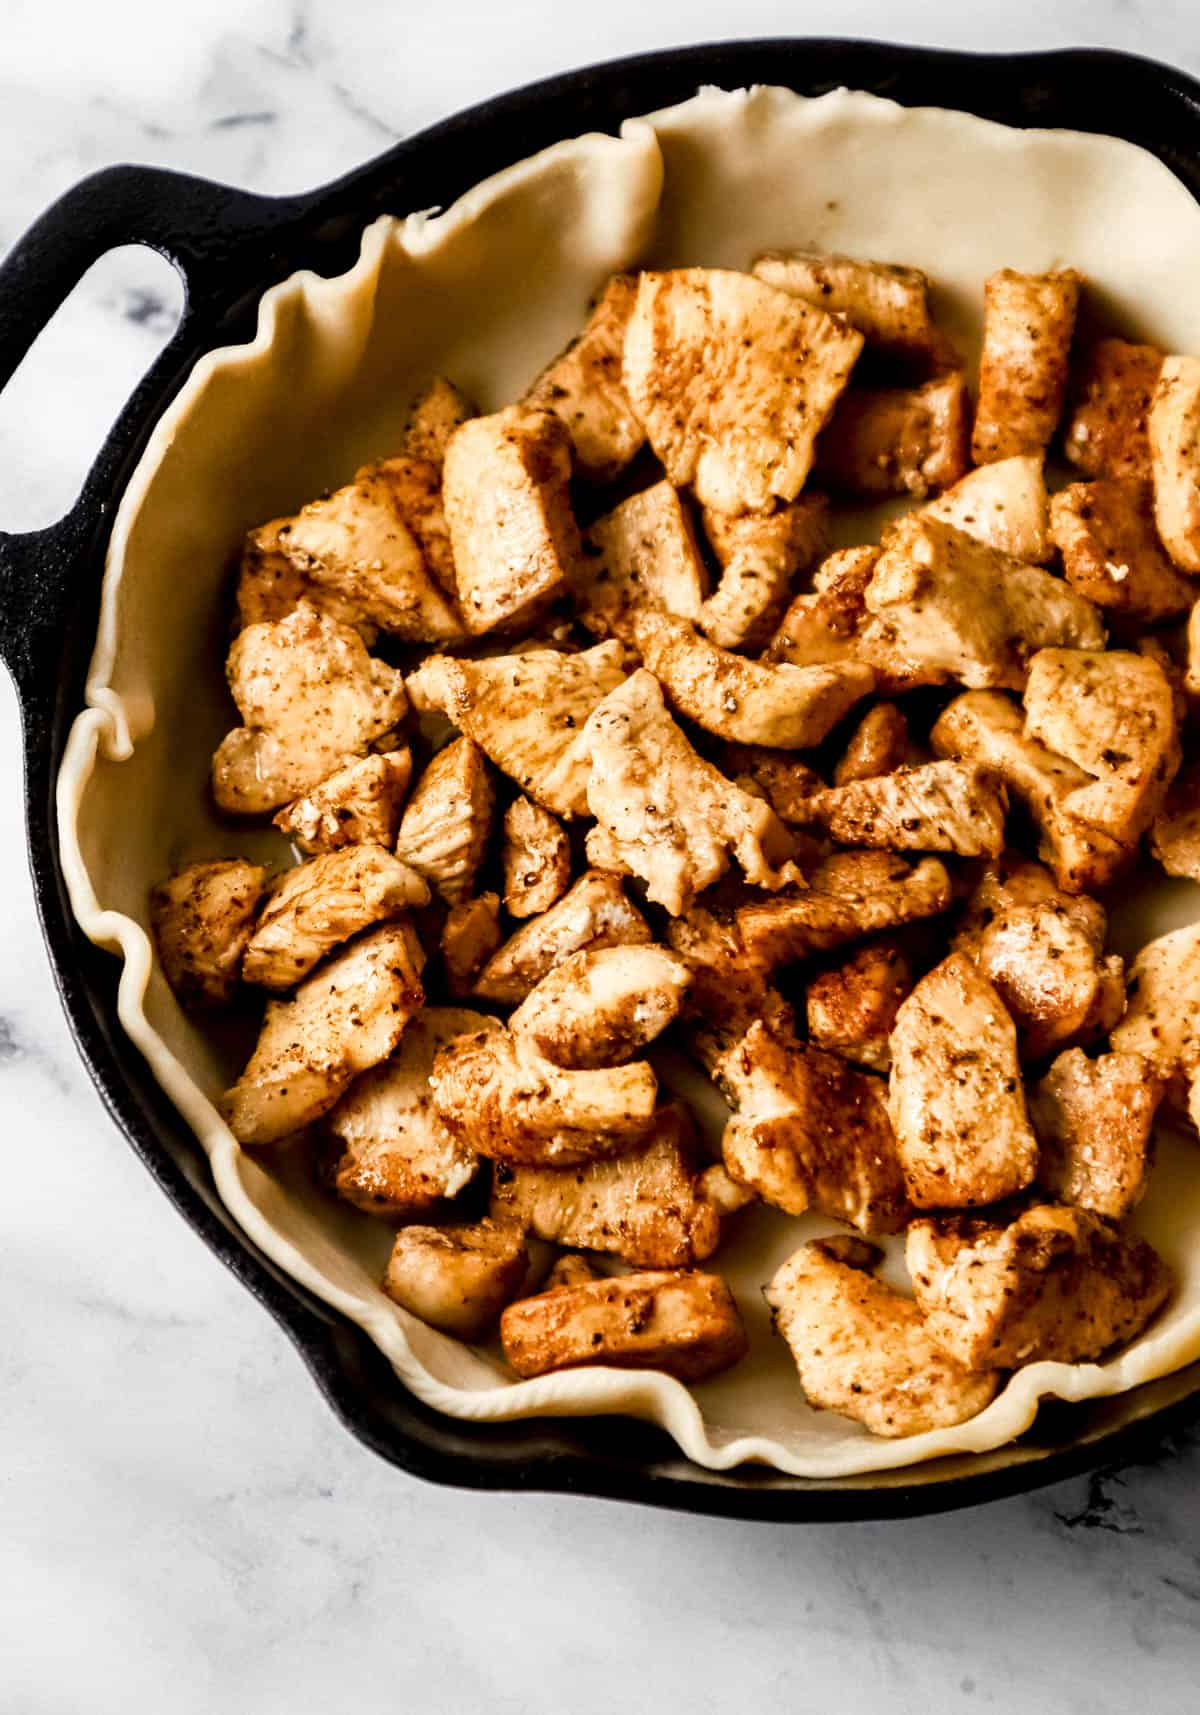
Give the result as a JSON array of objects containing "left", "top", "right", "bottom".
[{"left": 3, "top": 3, "right": 1200, "bottom": 1709}]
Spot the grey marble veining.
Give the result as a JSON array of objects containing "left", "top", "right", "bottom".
[{"left": 3, "top": 3, "right": 1200, "bottom": 1709}]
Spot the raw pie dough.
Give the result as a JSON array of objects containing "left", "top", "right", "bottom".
[{"left": 56, "top": 85, "right": 1200, "bottom": 1479}]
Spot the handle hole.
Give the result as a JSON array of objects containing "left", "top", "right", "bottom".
[{"left": 0, "top": 245, "right": 184, "bottom": 532}]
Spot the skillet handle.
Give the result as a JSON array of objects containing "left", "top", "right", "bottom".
[{"left": 0, "top": 163, "right": 292, "bottom": 698}]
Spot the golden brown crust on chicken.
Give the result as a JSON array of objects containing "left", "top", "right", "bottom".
[
  {"left": 274, "top": 750, "right": 413, "bottom": 856},
  {"left": 394, "top": 737, "right": 495, "bottom": 907},
  {"left": 579, "top": 481, "right": 707, "bottom": 638},
  {"left": 923, "top": 454, "right": 1051, "bottom": 563},
  {"left": 1051, "top": 477, "right": 1193, "bottom": 624},
  {"left": 1063, "top": 337, "right": 1163, "bottom": 481},
  {"left": 1110, "top": 923, "right": 1200, "bottom": 1125},
  {"left": 501, "top": 795, "right": 571, "bottom": 920},
  {"left": 972, "top": 268, "right": 1081, "bottom": 463},
  {"left": 509, "top": 944, "right": 691, "bottom": 1068},
  {"left": 1149, "top": 354, "right": 1200, "bottom": 574},
  {"left": 213, "top": 603, "right": 409, "bottom": 814},
  {"left": 718, "top": 744, "right": 823, "bottom": 825},
  {"left": 805, "top": 761, "right": 1008, "bottom": 858},
  {"left": 765, "top": 1239, "right": 999, "bottom": 1438},
  {"left": 501, "top": 1269, "right": 748, "bottom": 1382},
  {"left": 764, "top": 546, "right": 880, "bottom": 670},
  {"left": 150, "top": 860, "right": 268, "bottom": 1008},
  {"left": 697, "top": 495, "right": 829, "bottom": 651},
  {"left": 442, "top": 406, "right": 581, "bottom": 634},
  {"left": 384, "top": 1217, "right": 528, "bottom": 1340},
  {"left": 888, "top": 951, "right": 1039, "bottom": 1208},
  {"left": 1150, "top": 761, "right": 1200, "bottom": 882},
  {"left": 833, "top": 702, "right": 908, "bottom": 786},
  {"left": 472, "top": 870, "right": 652, "bottom": 1004},
  {"left": 815, "top": 374, "right": 969, "bottom": 497},
  {"left": 907, "top": 1204, "right": 1172, "bottom": 1369},
  {"left": 242, "top": 845, "right": 429, "bottom": 991},
  {"left": 325, "top": 1007, "right": 496, "bottom": 1216},
  {"left": 525, "top": 274, "right": 645, "bottom": 482},
  {"left": 402, "top": 376, "right": 476, "bottom": 470},
  {"left": 623, "top": 267, "right": 863, "bottom": 514},
  {"left": 440, "top": 892, "right": 502, "bottom": 997},
  {"left": 1032, "top": 1047, "right": 1160, "bottom": 1219},
  {"left": 224, "top": 921, "right": 425, "bottom": 1146},
  {"left": 665, "top": 907, "right": 795, "bottom": 1062},
  {"left": 752, "top": 250, "right": 954, "bottom": 371},
  {"left": 805, "top": 941, "right": 912, "bottom": 1073},
  {"left": 734, "top": 851, "right": 953, "bottom": 968},
  {"left": 407, "top": 642, "right": 628, "bottom": 818}
]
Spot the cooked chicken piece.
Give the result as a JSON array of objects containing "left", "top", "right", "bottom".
[
  {"left": 804, "top": 761, "right": 1007, "bottom": 858},
  {"left": 1049, "top": 478, "right": 1192, "bottom": 624},
  {"left": 393, "top": 737, "right": 494, "bottom": 906},
  {"left": 472, "top": 870, "right": 651, "bottom": 1004},
  {"left": 325, "top": 1007, "right": 497, "bottom": 1216},
  {"left": 509, "top": 944, "right": 690, "bottom": 1069},
  {"left": 931, "top": 691, "right": 1127, "bottom": 892},
  {"left": 765, "top": 1238, "right": 999, "bottom": 1438},
  {"left": 923, "top": 453, "right": 1051, "bottom": 563},
  {"left": 500, "top": 796, "right": 570, "bottom": 920},
  {"left": 545, "top": 1254, "right": 601, "bottom": 1290},
  {"left": 734, "top": 851, "right": 953, "bottom": 969},
  {"left": 717, "top": 744, "right": 823, "bottom": 825},
  {"left": 236, "top": 459, "right": 463, "bottom": 642},
  {"left": 384, "top": 1218, "right": 528, "bottom": 1340},
  {"left": 212, "top": 603, "right": 409, "bottom": 814},
  {"left": 697, "top": 495, "right": 829, "bottom": 651},
  {"left": 242, "top": 845, "right": 429, "bottom": 991},
  {"left": 582, "top": 670, "right": 802, "bottom": 915},
  {"left": 861, "top": 515, "right": 1104, "bottom": 692},
  {"left": 953, "top": 858, "right": 1124, "bottom": 1061},
  {"left": 407, "top": 642, "right": 628, "bottom": 818},
  {"left": 622, "top": 267, "right": 863, "bottom": 514},
  {"left": 1135, "top": 634, "right": 1188, "bottom": 725},
  {"left": 1150, "top": 761, "right": 1200, "bottom": 882},
  {"left": 440, "top": 892, "right": 502, "bottom": 997},
  {"left": 833, "top": 702, "right": 908, "bottom": 786},
  {"left": 579, "top": 481, "right": 706, "bottom": 637},
  {"left": 1111, "top": 923, "right": 1200, "bottom": 1125},
  {"left": 715, "top": 1019, "right": 910, "bottom": 1235},
  {"left": 1023, "top": 648, "right": 1180, "bottom": 845},
  {"left": 888, "top": 951, "right": 1038, "bottom": 1208},
  {"left": 274, "top": 750, "right": 412, "bottom": 856},
  {"left": 1149, "top": 354, "right": 1200, "bottom": 573},
  {"left": 1063, "top": 337, "right": 1163, "bottom": 481},
  {"left": 629, "top": 606, "right": 874, "bottom": 749},
  {"left": 805, "top": 941, "right": 911, "bottom": 1073},
  {"left": 752, "top": 251, "right": 954, "bottom": 371},
  {"left": 1032, "top": 1047, "right": 1160, "bottom": 1219},
  {"left": 442, "top": 406, "right": 581, "bottom": 634},
  {"left": 402, "top": 375, "right": 475, "bottom": 469},
  {"left": 224, "top": 921, "right": 425, "bottom": 1146},
  {"left": 430, "top": 1027, "right": 659, "bottom": 1166},
  {"left": 524, "top": 273, "right": 645, "bottom": 481},
  {"left": 501, "top": 1269, "right": 748, "bottom": 1382},
  {"left": 698, "top": 1162, "right": 757, "bottom": 1216},
  {"left": 764, "top": 545, "right": 880, "bottom": 670},
  {"left": 491, "top": 1104, "right": 721, "bottom": 1267},
  {"left": 971, "top": 268, "right": 1081, "bottom": 463},
  {"left": 150, "top": 859, "right": 269, "bottom": 1008},
  {"left": 907, "top": 1204, "right": 1172, "bottom": 1369},
  {"left": 814, "top": 374, "right": 969, "bottom": 497},
  {"left": 666, "top": 906, "right": 796, "bottom": 1063}
]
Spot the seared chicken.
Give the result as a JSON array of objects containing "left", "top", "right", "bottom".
[
  {"left": 1063, "top": 337, "right": 1163, "bottom": 481},
  {"left": 274, "top": 750, "right": 412, "bottom": 856},
  {"left": 212, "top": 602, "right": 409, "bottom": 814},
  {"left": 394, "top": 737, "right": 495, "bottom": 906},
  {"left": 804, "top": 760, "right": 1008, "bottom": 858},
  {"left": 224, "top": 921, "right": 425, "bottom": 1146},
  {"left": 833, "top": 702, "right": 908, "bottom": 786},
  {"left": 697, "top": 495, "right": 829, "bottom": 651},
  {"left": 718, "top": 744, "right": 823, "bottom": 825},
  {"left": 501, "top": 795, "right": 571, "bottom": 920},
  {"left": 733, "top": 851, "right": 953, "bottom": 968},
  {"left": 401, "top": 376, "right": 475, "bottom": 470},
  {"left": 580, "top": 481, "right": 707, "bottom": 637},
  {"left": 501, "top": 1269, "right": 748, "bottom": 1382},
  {"left": 442, "top": 406, "right": 581, "bottom": 633},
  {"left": 752, "top": 250, "right": 955, "bottom": 371},
  {"left": 1148, "top": 354, "right": 1200, "bottom": 573},
  {"left": 581, "top": 670, "right": 803, "bottom": 915},
  {"left": 544, "top": 1254, "right": 601, "bottom": 1290},
  {"left": 888, "top": 951, "right": 1039, "bottom": 1207},
  {"left": 715, "top": 1019, "right": 910, "bottom": 1235},
  {"left": 325, "top": 1007, "right": 497, "bottom": 1216},
  {"left": 509, "top": 944, "right": 691, "bottom": 1068},
  {"left": 1049, "top": 478, "right": 1193, "bottom": 623},
  {"left": 971, "top": 268, "right": 1081, "bottom": 463},
  {"left": 765, "top": 1238, "right": 999, "bottom": 1438},
  {"left": 383, "top": 1217, "right": 528, "bottom": 1340},
  {"left": 440, "top": 892, "right": 502, "bottom": 997},
  {"left": 666, "top": 905, "right": 797, "bottom": 1061},
  {"left": 525, "top": 273, "right": 645, "bottom": 481},
  {"left": 407, "top": 641, "right": 628, "bottom": 818},
  {"left": 473, "top": 869, "right": 651, "bottom": 1004},
  {"left": 908, "top": 1204, "right": 1171, "bottom": 1369},
  {"left": 764, "top": 545, "right": 880, "bottom": 670},
  {"left": 814, "top": 373, "right": 969, "bottom": 497},
  {"left": 923, "top": 454, "right": 1051, "bottom": 564},
  {"left": 805, "top": 941, "right": 911, "bottom": 1073},
  {"left": 1032, "top": 1047, "right": 1160, "bottom": 1219},
  {"left": 1111, "top": 922, "right": 1200, "bottom": 1126},
  {"left": 242, "top": 845, "right": 429, "bottom": 990},
  {"left": 622, "top": 267, "right": 863, "bottom": 514},
  {"left": 150, "top": 859, "right": 268, "bottom": 1008},
  {"left": 1150, "top": 761, "right": 1200, "bottom": 882}
]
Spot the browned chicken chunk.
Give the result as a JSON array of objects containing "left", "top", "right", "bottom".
[
  {"left": 718, "top": 744, "right": 823, "bottom": 825},
  {"left": 440, "top": 892, "right": 502, "bottom": 997},
  {"left": 1150, "top": 761, "right": 1200, "bottom": 882},
  {"left": 1032, "top": 1047, "right": 1160, "bottom": 1219},
  {"left": 384, "top": 1217, "right": 528, "bottom": 1340},
  {"left": 972, "top": 268, "right": 1081, "bottom": 463},
  {"left": 805, "top": 761, "right": 1008, "bottom": 858},
  {"left": 833, "top": 702, "right": 908, "bottom": 786},
  {"left": 923, "top": 454, "right": 1051, "bottom": 563},
  {"left": 501, "top": 795, "right": 571, "bottom": 919},
  {"left": 1063, "top": 337, "right": 1163, "bottom": 481},
  {"left": 274, "top": 750, "right": 412, "bottom": 856},
  {"left": 805, "top": 941, "right": 912, "bottom": 1073},
  {"left": 697, "top": 495, "right": 829, "bottom": 651},
  {"left": 402, "top": 376, "right": 475, "bottom": 469},
  {"left": 765, "top": 1238, "right": 999, "bottom": 1438},
  {"left": 752, "top": 250, "right": 954, "bottom": 371},
  {"left": 525, "top": 273, "right": 645, "bottom": 481},
  {"left": 1049, "top": 478, "right": 1193, "bottom": 623},
  {"left": 815, "top": 373, "right": 969, "bottom": 497},
  {"left": 908, "top": 1204, "right": 1172, "bottom": 1369},
  {"left": 1111, "top": 923, "right": 1200, "bottom": 1126},
  {"left": 150, "top": 859, "right": 268, "bottom": 1008},
  {"left": 734, "top": 851, "right": 953, "bottom": 968},
  {"left": 473, "top": 869, "right": 652, "bottom": 1004},
  {"left": 394, "top": 737, "right": 494, "bottom": 906},
  {"left": 765, "top": 545, "right": 880, "bottom": 671},
  {"left": 1149, "top": 354, "right": 1200, "bottom": 573},
  {"left": 580, "top": 481, "right": 707, "bottom": 638},
  {"left": 509, "top": 944, "right": 691, "bottom": 1068}
]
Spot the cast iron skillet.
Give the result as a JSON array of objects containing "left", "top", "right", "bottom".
[{"left": 3, "top": 39, "right": 1200, "bottom": 1520}]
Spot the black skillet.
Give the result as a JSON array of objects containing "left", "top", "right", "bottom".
[{"left": 2, "top": 39, "right": 1199, "bottom": 1520}]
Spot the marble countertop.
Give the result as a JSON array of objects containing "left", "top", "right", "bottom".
[{"left": 3, "top": 3, "right": 1200, "bottom": 1709}]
